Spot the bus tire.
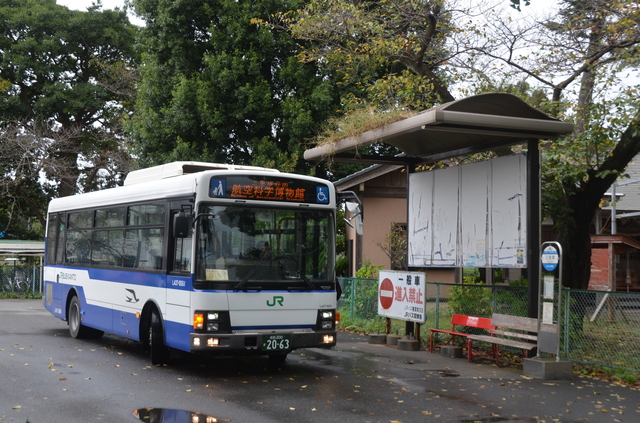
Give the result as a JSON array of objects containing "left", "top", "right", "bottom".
[
  {"left": 68, "top": 296, "right": 103, "bottom": 339},
  {"left": 149, "top": 309, "right": 169, "bottom": 365}
]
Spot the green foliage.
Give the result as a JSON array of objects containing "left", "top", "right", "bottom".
[
  {"left": 0, "top": 0, "right": 137, "bottom": 237},
  {"left": 447, "top": 278, "right": 492, "bottom": 318},
  {"left": 338, "top": 277, "right": 380, "bottom": 321},
  {"left": 355, "top": 259, "right": 384, "bottom": 279},
  {"left": 495, "top": 278, "right": 529, "bottom": 317},
  {"left": 348, "top": 262, "right": 384, "bottom": 321},
  {"left": 335, "top": 253, "right": 348, "bottom": 277},
  {"left": 338, "top": 313, "right": 387, "bottom": 334},
  {"left": 286, "top": 0, "right": 455, "bottom": 108},
  {"left": 129, "top": 0, "right": 347, "bottom": 179},
  {"left": 314, "top": 105, "right": 415, "bottom": 147},
  {"left": 0, "top": 291, "right": 42, "bottom": 300}
]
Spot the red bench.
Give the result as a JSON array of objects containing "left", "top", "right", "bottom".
[
  {"left": 429, "top": 314, "right": 494, "bottom": 353},
  {"left": 466, "top": 313, "right": 539, "bottom": 366}
]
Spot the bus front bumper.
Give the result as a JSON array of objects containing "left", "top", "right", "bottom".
[{"left": 189, "top": 330, "right": 337, "bottom": 352}]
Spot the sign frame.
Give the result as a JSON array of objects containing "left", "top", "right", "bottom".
[{"left": 377, "top": 270, "right": 427, "bottom": 323}]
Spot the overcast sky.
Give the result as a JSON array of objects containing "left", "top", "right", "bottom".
[
  {"left": 57, "top": 0, "right": 143, "bottom": 25},
  {"left": 58, "top": 0, "right": 127, "bottom": 11}
]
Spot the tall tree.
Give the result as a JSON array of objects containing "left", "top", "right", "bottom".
[
  {"left": 466, "top": 0, "right": 640, "bottom": 290},
  {"left": 129, "top": 0, "right": 348, "bottom": 177},
  {"left": 283, "top": 0, "right": 459, "bottom": 109},
  {"left": 287, "top": 0, "right": 640, "bottom": 291},
  {"left": 0, "top": 0, "right": 137, "bottom": 239}
]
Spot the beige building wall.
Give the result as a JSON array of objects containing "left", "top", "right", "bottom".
[{"left": 359, "top": 196, "right": 406, "bottom": 270}]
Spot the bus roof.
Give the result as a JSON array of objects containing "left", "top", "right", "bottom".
[
  {"left": 48, "top": 164, "right": 334, "bottom": 213},
  {"left": 123, "top": 161, "right": 279, "bottom": 186}
]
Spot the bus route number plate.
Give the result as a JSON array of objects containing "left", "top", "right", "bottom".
[{"left": 262, "top": 334, "right": 291, "bottom": 351}]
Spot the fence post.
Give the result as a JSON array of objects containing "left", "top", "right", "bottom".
[
  {"left": 563, "top": 288, "right": 570, "bottom": 358},
  {"left": 492, "top": 285, "right": 498, "bottom": 314},
  {"left": 434, "top": 283, "right": 440, "bottom": 329},
  {"left": 350, "top": 278, "right": 356, "bottom": 319}
]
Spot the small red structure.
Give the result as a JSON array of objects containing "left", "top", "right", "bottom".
[{"left": 589, "top": 235, "right": 640, "bottom": 292}]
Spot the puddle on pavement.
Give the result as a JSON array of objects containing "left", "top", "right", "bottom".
[
  {"left": 460, "top": 418, "right": 538, "bottom": 423},
  {"left": 438, "top": 369, "right": 460, "bottom": 377},
  {"left": 134, "top": 408, "right": 219, "bottom": 423}
]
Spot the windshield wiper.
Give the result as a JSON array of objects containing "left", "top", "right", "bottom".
[
  {"left": 280, "top": 252, "right": 315, "bottom": 290},
  {"left": 234, "top": 252, "right": 272, "bottom": 290}
]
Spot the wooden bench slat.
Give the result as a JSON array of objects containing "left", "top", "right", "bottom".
[
  {"left": 491, "top": 330, "right": 537, "bottom": 342},
  {"left": 467, "top": 334, "right": 537, "bottom": 350},
  {"left": 490, "top": 313, "right": 538, "bottom": 332},
  {"left": 467, "top": 313, "right": 539, "bottom": 366}
]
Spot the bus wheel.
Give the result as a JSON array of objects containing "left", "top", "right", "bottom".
[
  {"left": 149, "top": 309, "right": 169, "bottom": 365},
  {"left": 69, "top": 296, "right": 91, "bottom": 339}
]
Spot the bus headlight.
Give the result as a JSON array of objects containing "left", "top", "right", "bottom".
[
  {"left": 317, "top": 309, "right": 336, "bottom": 331},
  {"left": 194, "top": 310, "right": 227, "bottom": 333}
]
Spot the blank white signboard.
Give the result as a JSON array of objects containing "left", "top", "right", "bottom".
[{"left": 408, "top": 154, "right": 527, "bottom": 268}]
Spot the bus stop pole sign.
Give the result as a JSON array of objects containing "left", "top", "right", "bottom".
[{"left": 541, "top": 245, "right": 559, "bottom": 272}]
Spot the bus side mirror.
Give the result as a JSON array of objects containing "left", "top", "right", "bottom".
[
  {"left": 345, "top": 202, "right": 363, "bottom": 236},
  {"left": 173, "top": 212, "right": 191, "bottom": 238}
]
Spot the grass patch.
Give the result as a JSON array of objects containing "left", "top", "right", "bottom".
[
  {"left": 315, "top": 107, "right": 417, "bottom": 146},
  {"left": 0, "top": 292, "right": 42, "bottom": 299}
]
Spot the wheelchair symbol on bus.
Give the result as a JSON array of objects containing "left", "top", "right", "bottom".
[{"left": 316, "top": 187, "right": 329, "bottom": 204}]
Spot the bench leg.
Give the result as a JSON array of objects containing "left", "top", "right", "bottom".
[
  {"left": 468, "top": 340, "right": 503, "bottom": 366},
  {"left": 492, "top": 344, "right": 501, "bottom": 366},
  {"left": 467, "top": 339, "right": 474, "bottom": 362}
]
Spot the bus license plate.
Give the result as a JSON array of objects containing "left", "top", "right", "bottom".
[{"left": 262, "top": 334, "right": 291, "bottom": 351}]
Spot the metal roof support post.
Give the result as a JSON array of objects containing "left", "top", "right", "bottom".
[
  {"left": 405, "top": 162, "right": 416, "bottom": 338},
  {"left": 527, "top": 139, "right": 541, "bottom": 318}
]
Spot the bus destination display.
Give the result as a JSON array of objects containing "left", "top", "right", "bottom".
[{"left": 209, "top": 176, "right": 330, "bottom": 204}]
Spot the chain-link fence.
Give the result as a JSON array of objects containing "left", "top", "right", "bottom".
[
  {"left": 0, "top": 264, "right": 42, "bottom": 295},
  {"left": 337, "top": 278, "right": 640, "bottom": 373},
  {"left": 564, "top": 289, "right": 640, "bottom": 372}
]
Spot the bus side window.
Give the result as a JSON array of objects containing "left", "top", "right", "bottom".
[
  {"left": 123, "top": 228, "right": 163, "bottom": 269},
  {"left": 46, "top": 214, "right": 58, "bottom": 265},
  {"left": 174, "top": 236, "right": 192, "bottom": 272}
]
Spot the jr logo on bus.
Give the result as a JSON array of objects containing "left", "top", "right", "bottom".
[{"left": 266, "top": 296, "right": 284, "bottom": 307}]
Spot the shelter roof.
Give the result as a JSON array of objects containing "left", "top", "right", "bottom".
[
  {"left": 304, "top": 93, "right": 574, "bottom": 165},
  {"left": 0, "top": 240, "right": 44, "bottom": 256},
  {"left": 333, "top": 164, "right": 404, "bottom": 190}
]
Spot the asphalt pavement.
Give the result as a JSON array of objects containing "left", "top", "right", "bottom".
[
  {"left": 334, "top": 331, "right": 640, "bottom": 422},
  {"left": 2, "top": 299, "right": 640, "bottom": 422}
]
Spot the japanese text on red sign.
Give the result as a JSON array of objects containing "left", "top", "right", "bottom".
[{"left": 395, "top": 274, "right": 423, "bottom": 305}]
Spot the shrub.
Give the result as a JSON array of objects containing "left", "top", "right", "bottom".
[{"left": 447, "top": 277, "right": 492, "bottom": 318}]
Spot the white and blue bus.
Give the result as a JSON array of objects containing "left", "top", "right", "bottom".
[{"left": 43, "top": 162, "right": 338, "bottom": 364}]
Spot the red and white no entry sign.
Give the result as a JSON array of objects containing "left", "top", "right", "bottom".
[
  {"left": 379, "top": 278, "right": 394, "bottom": 309},
  {"left": 377, "top": 270, "right": 427, "bottom": 323}
]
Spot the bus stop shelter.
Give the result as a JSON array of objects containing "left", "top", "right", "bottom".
[{"left": 304, "top": 93, "right": 575, "bottom": 317}]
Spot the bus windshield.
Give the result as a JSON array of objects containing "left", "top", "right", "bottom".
[{"left": 195, "top": 205, "right": 335, "bottom": 289}]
